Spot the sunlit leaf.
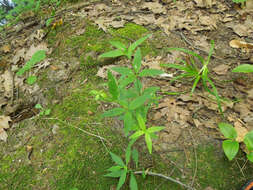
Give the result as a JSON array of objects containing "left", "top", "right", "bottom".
[{"left": 222, "top": 140, "right": 239, "bottom": 161}]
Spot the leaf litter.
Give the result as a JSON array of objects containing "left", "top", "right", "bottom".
[{"left": 1, "top": 0, "right": 253, "bottom": 188}]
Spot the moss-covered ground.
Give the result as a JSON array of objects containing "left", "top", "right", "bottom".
[{"left": 1, "top": 15, "right": 253, "bottom": 190}]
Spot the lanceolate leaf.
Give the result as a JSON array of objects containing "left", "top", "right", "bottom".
[
  {"left": 132, "top": 149, "right": 139, "bottom": 167},
  {"left": 130, "top": 173, "right": 138, "bottom": 190},
  {"left": 232, "top": 64, "right": 253, "bottom": 73},
  {"left": 116, "top": 170, "right": 127, "bottom": 190},
  {"left": 100, "top": 49, "right": 124, "bottom": 58},
  {"left": 133, "top": 48, "right": 142, "bottom": 73},
  {"left": 136, "top": 114, "right": 146, "bottom": 130},
  {"left": 139, "top": 69, "right": 164, "bottom": 77},
  {"left": 110, "top": 41, "right": 127, "bottom": 51},
  {"left": 124, "top": 112, "right": 133, "bottom": 135},
  {"left": 102, "top": 108, "right": 125, "bottom": 117},
  {"left": 107, "top": 166, "right": 123, "bottom": 172},
  {"left": 130, "top": 131, "right": 145, "bottom": 139},
  {"left": 129, "top": 94, "right": 150, "bottom": 110},
  {"left": 109, "top": 152, "right": 125, "bottom": 167},
  {"left": 104, "top": 170, "right": 123, "bottom": 178},
  {"left": 126, "top": 145, "right": 131, "bottom": 165},
  {"left": 222, "top": 140, "right": 239, "bottom": 161},
  {"left": 108, "top": 71, "right": 119, "bottom": 100},
  {"left": 147, "top": 126, "right": 165, "bottom": 133},
  {"left": 145, "top": 133, "right": 152, "bottom": 154},
  {"left": 218, "top": 123, "right": 237, "bottom": 139},
  {"left": 111, "top": 67, "right": 133, "bottom": 76},
  {"left": 128, "top": 34, "right": 151, "bottom": 57}
]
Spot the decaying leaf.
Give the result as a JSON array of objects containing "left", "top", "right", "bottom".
[
  {"left": 0, "top": 115, "right": 12, "bottom": 142},
  {"left": 2, "top": 70, "right": 13, "bottom": 98},
  {"left": 229, "top": 39, "right": 253, "bottom": 50},
  {"left": 1, "top": 44, "right": 11, "bottom": 53},
  {"left": 234, "top": 121, "right": 248, "bottom": 142},
  {"left": 213, "top": 64, "right": 230, "bottom": 75}
]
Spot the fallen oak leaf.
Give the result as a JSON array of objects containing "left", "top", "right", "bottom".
[
  {"left": 229, "top": 39, "right": 253, "bottom": 49},
  {"left": 0, "top": 115, "right": 12, "bottom": 142}
]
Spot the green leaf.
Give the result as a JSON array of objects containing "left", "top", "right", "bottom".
[
  {"left": 104, "top": 170, "right": 123, "bottom": 178},
  {"left": 111, "top": 67, "right": 133, "bottom": 76},
  {"left": 133, "top": 48, "right": 142, "bottom": 73},
  {"left": 46, "top": 18, "right": 53, "bottom": 27},
  {"left": 232, "top": 64, "right": 253, "bottom": 73},
  {"left": 44, "top": 109, "right": 51, "bottom": 116},
  {"left": 119, "top": 75, "right": 136, "bottom": 88},
  {"left": 128, "top": 34, "right": 151, "bottom": 57},
  {"left": 109, "top": 152, "right": 125, "bottom": 167},
  {"left": 107, "top": 166, "right": 123, "bottom": 172},
  {"left": 124, "top": 112, "right": 133, "bottom": 135},
  {"left": 247, "top": 152, "right": 253, "bottom": 162},
  {"left": 244, "top": 131, "right": 253, "bottom": 151},
  {"left": 129, "top": 94, "right": 150, "bottom": 110},
  {"left": 222, "top": 140, "right": 239, "bottom": 161},
  {"left": 109, "top": 41, "right": 127, "bottom": 51},
  {"left": 126, "top": 145, "right": 131, "bottom": 165},
  {"left": 136, "top": 114, "right": 146, "bottom": 130},
  {"left": 143, "top": 86, "right": 159, "bottom": 96},
  {"left": 17, "top": 50, "right": 46, "bottom": 76},
  {"left": 218, "top": 123, "right": 237, "bottom": 139},
  {"left": 191, "top": 75, "right": 201, "bottom": 94},
  {"left": 130, "top": 131, "right": 145, "bottom": 139},
  {"left": 132, "top": 149, "right": 139, "bottom": 167},
  {"left": 102, "top": 108, "right": 125, "bottom": 117},
  {"left": 100, "top": 49, "right": 124, "bottom": 58},
  {"left": 147, "top": 126, "right": 165, "bottom": 133},
  {"left": 130, "top": 173, "right": 138, "bottom": 190},
  {"left": 139, "top": 69, "right": 164, "bottom": 77},
  {"left": 206, "top": 40, "right": 215, "bottom": 66},
  {"left": 108, "top": 71, "right": 119, "bottom": 100},
  {"left": 116, "top": 170, "right": 127, "bottom": 190},
  {"left": 145, "top": 133, "right": 152, "bottom": 154},
  {"left": 26, "top": 75, "right": 37, "bottom": 85},
  {"left": 35, "top": 104, "right": 42, "bottom": 109}
]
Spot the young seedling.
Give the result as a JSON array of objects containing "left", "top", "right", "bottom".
[
  {"left": 17, "top": 50, "right": 46, "bottom": 85},
  {"left": 162, "top": 40, "right": 223, "bottom": 114},
  {"left": 35, "top": 104, "right": 51, "bottom": 116},
  {"left": 219, "top": 123, "right": 253, "bottom": 162},
  {"left": 95, "top": 34, "right": 165, "bottom": 189}
]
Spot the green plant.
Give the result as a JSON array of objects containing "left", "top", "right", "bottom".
[
  {"left": 162, "top": 40, "right": 222, "bottom": 113},
  {"left": 35, "top": 103, "right": 51, "bottom": 116},
  {"left": 95, "top": 34, "right": 165, "bottom": 189},
  {"left": 16, "top": 50, "right": 46, "bottom": 85},
  {"left": 232, "top": 64, "right": 253, "bottom": 73},
  {"left": 218, "top": 123, "right": 253, "bottom": 162},
  {"left": 232, "top": 0, "right": 247, "bottom": 4}
]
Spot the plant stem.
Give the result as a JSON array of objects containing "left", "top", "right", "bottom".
[{"left": 134, "top": 171, "right": 195, "bottom": 190}]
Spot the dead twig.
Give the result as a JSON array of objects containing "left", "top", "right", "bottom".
[
  {"left": 42, "top": 117, "right": 110, "bottom": 144},
  {"left": 134, "top": 171, "right": 195, "bottom": 190}
]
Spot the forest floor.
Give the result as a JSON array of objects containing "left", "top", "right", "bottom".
[{"left": 1, "top": 0, "right": 253, "bottom": 189}]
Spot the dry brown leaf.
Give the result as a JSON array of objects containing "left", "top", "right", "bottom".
[
  {"left": 194, "top": 0, "right": 213, "bottom": 8},
  {"left": 234, "top": 121, "right": 248, "bottom": 142},
  {"left": 143, "top": 2, "right": 167, "bottom": 14},
  {"left": 2, "top": 70, "right": 13, "bottom": 98},
  {"left": 0, "top": 115, "right": 11, "bottom": 142},
  {"left": 12, "top": 48, "right": 25, "bottom": 64},
  {"left": 229, "top": 39, "right": 253, "bottom": 49},
  {"left": 213, "top": 64, "right": 230, "bottom": 75},
  {"left": 1, "top": 44, "right": 11, "bottom": 53}
]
